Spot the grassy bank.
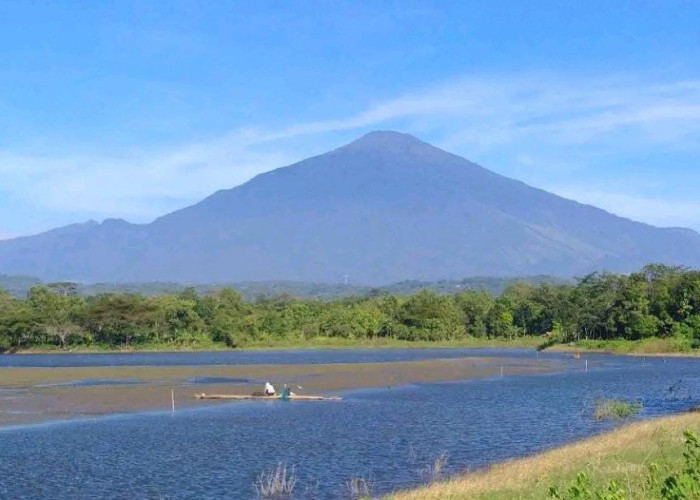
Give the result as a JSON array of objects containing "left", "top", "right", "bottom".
[
  {"left": 546, "top": 337, "right": 700, "bottom": 357},
  {"left": 13, "top": 335, "right": 700, "bottom": 357},
  {"left": 12, "top": 336, "right": 700, "bottom": 357},
  {"left": 389, "top": 411, "right": 700, "bottom": 499},
  {"left": 12, "top": 336, "right": 544, "bottom": 354}
]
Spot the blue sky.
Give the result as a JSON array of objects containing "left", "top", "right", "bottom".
[{"left": 1, "top": 0, "right": 699, "bottom": 238}]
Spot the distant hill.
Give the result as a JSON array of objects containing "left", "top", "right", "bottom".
[
  {"left": 1, "top": 131, "right": 699, "bottom": 283},
  {"left": 0, "top": 275, "right": 569, "bottom": 300},
  {"left": 0, "top": 275, "right": 41, "bottom": 297}
]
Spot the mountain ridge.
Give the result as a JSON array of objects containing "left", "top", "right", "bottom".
[{"left": 1, "top": 131, "right": 698, "bottom": 284}]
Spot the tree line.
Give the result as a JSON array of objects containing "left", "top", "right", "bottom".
[{"left": 1, "top": 264, "right": 699, "bottom": 351}]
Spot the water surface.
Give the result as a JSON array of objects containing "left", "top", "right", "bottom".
[
  {"left": 0, "top": 350, "right": 698, "bottom": 499},
  {"left": 0, "top": 347, "right": 560, "bottom": 367}
]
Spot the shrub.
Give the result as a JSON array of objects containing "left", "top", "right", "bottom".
[
  {"left": 550, "top": 430, "right": 700, "bottom": 499},
  {"left": 593, "top": 399, "right": 642, "bottom": 421}
]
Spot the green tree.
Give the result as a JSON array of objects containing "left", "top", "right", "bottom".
[
  {"left": 454, "top": 290, "right": 493, "bottom": 337},
  {"left": 27, "top": 285, "right": 87, "bottom": 347},
  {"left": 84, "top": 294, "right": 156, "bottom": 346}
]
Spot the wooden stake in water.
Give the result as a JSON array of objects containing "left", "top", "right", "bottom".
[
  {"left": 171, "top": 389, "right": 175, "bottom": 413},
  {"left": 585, "top": 359, "right": 588, "bottom": 372},
  {"left": 500, "top": 365, "right": 504, "bottom": 377}
]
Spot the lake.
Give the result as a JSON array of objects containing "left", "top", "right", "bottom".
[{"left": 1, "top": 349, "right": 699, "bottom": 499}]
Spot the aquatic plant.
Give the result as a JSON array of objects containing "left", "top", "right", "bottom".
[
  {"left": 253, "top": 463, "right": 297, "bottom": 498},
  {"left": 346, "top": 476, "right": 374, "bottom": 499},
  {"left": 419, "top": 451, "right": 449, "bottom": 484},
  {"left": 593, "top": 399, "right": 642, "bottom": 421}
]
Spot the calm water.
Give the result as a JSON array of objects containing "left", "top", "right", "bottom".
[
  {"left": 0, "top": 347, "right": 553, "bottom": 367},
  {"left": 1, "top": 350, "right": 699, "bottom": 499}
]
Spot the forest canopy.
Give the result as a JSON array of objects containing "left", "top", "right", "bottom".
[{"left": 1, "top": 265, "right": 699, "bottom": 352}]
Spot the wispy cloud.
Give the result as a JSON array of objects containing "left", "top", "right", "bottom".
[
  {"left": 0, "top": 135, "right": 293, "bottom": 221},
  {"left": 2, "top": 72, "right": 700, "bottom": 234},
  {"left": 546, "top": 186, "right": 700, "bottom": 229}
]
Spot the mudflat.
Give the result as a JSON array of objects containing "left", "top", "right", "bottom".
[{"left": 0, "top": 356, "right": 553, "bottom": 427}]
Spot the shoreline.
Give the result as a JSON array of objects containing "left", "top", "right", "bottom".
[
  {"left": 390, "top": 410, "right": 700, "bottom": 499},
  {"left": 545, "top": 339, "right": 700, "bottom": 358},
  {"left": 7, "top": 337, "right": 700, "bottom": 358},
  {"left": 4, "top": 336, "right": 544, "bottom": 355}
]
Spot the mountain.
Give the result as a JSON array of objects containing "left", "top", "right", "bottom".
[{"left": 1, "top": 131, "right": 699, "bottom": 284}]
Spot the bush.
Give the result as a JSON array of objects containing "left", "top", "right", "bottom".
[
  {"left": 593, "top": 399, "right": 642, "bottom": 421},
  {"left": 551, "top": 430, "right": 700, "bottom": 499}
]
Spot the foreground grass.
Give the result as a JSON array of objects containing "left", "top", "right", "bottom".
[
  {"left": 389, "top": 411, "right": 700, "bottom": 499},
  {"left": 13, "top": 336, "right": 544, "bottom": 354}
]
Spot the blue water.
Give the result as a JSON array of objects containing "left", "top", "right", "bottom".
[
  {"left": 0, "top": 347, "right": 560, "bottom": 367},
  {"left": 1, "top": 350, "right": 699, "bottom": 499}
]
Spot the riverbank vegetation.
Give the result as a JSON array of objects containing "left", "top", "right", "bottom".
[
  {"left": 1, "top": 264, "right": 699, "bottom": 353},
  {"left": 593, "top": 399, "right": 643, "bottom": 421},
  {"left": 390, "top": 411, "right": 700, "bottom": 499}
]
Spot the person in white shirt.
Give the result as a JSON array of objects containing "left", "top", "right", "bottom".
[{"left": 264, "top": 382, "right": 276, "bottom": 396}]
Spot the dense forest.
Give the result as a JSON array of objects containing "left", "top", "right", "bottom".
[{"left": 1, "top": 264, "right": 699, "bottom": 352}]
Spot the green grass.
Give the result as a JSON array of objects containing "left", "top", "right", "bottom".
[
  {"left": 239, "top": 335, "right": 544, "bottom": 350},
  {"left": 547, "top": 337, "right": 699, "bottom": 356},
  {"left": 593, "top": 399, "right": 643, "bottom": 421},
  {"left": 15, "top": 336, "right": 544, "bottom": 354},
  {"left": 390, "top": 411, "right": 700, "bottom": 499},
  {"left": 16, "top": 335, "right": 700, "bottom": 358}
]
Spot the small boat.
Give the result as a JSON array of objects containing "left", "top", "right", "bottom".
[{"left": 195, "top": 393, "right": 341, "bottom": 401}]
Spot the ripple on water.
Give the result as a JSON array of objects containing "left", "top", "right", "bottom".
[{"left": 0, "top": 352, "right": 699, "bottom": 499}]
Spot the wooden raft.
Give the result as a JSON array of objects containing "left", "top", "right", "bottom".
[{"left": 195, "top": 393, "right": 341, "bottom": 401}]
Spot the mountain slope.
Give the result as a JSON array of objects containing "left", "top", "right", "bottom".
[{"left": 1, "top": 131, "right": 699, "bottom": 283}]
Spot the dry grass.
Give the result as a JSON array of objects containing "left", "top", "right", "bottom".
[
  {"left": 346, "top": 477, "right": 375, "bottom": 499},
  {"left": 389, "top": 412, "right": 700, "bottom": 499},
  {"left": 253, "top": 463, "right": 297, "bottom": 498},
  {"left": 419, "top": 451, "right": 449, "bottom": 484}
]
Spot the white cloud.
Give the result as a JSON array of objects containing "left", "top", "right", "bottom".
[
  {"left": 0, "top": 134, "right": 293, "bottom": 221},
  {"left": 1, "top": 72, "right": 700, "bottom": 233},
  {"left": 547, "top": 186, "right": 700, "bottom": 230}
]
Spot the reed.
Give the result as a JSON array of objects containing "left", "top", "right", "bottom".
[
  {"left": 253, "top": 463, "right": 297, "bottom": 498},
  {"left": 346, "top": 477, "right": 375, "bottom": 499}
]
